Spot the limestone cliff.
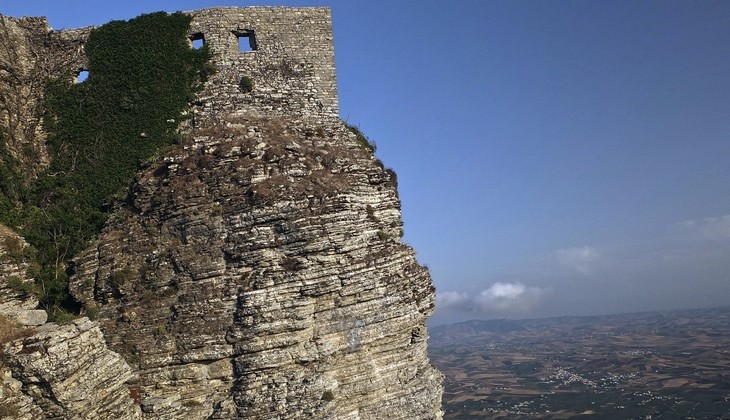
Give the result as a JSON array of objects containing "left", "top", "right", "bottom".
[{"left": 0, "top": 7, "right": 443, "bottom": 419}]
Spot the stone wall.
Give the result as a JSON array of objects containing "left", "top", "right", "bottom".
[
  {"left": 0, "top": 15, "right": 88, "bottom": 177},
  {"left": 187, "top": 7, "right": 339, "bottom": 124},
  {"left": 0, "top": 6, "right": 339, "bottom": 175}
]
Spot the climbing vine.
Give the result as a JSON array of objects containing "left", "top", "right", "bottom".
[{"left": 0, "top": 11, "right": 211, "bottom": 320}]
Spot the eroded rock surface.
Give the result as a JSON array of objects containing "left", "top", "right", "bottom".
[
  {"left": 0, "top": 224, "right": 45, "bottom": 326},
  {"left": 1, "top": 225, "right": 140, "bottom": 418}
]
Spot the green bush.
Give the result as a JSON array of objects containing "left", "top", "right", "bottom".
[
  {"left": 239, "top": 75, "right": 254, "bottom": 93},
  {"left": 49, "top": 309, "right": 77, "bottom": 324}
]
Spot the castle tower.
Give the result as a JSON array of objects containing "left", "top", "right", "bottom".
[{"left": 187, "top": 7, "right": 339, "bottom": 122}]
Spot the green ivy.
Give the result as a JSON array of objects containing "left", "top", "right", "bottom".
[
  {"left": 0, "top": 134, "right": 23, "bottom": 226},
  {"left": 0, "top": 11, "right": 210, "bottom": 320}
]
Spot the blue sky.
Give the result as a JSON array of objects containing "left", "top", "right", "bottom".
[{"left": 3, "top": 1, "right": 730, "bottom": 324}]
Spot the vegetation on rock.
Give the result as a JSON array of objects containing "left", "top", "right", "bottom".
[
  {"left": 345, "top": 123, "right": 376, "bottom": 156},
  {"left": 238, "top": 75, "right": 254, "bottom": 93},
  {"left": 0, "top": 11, "right": 210, "bottom": 320},
  {"left": 0, "top": 134, "right": 23, "bottom": 226}
]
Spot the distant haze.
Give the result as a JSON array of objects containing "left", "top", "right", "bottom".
[{"left": 3, "top": 0, "right": 730, "bottom": 325}]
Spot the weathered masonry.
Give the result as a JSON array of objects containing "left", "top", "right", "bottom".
[
  {"left": 0, "top": 15, "right": 89, "bottom": 175},
  {"left": 0, "top": 7, "right": 339, "bottom": 175},
  {"left": 187, "top": 7, "right": 339, "bottom": 121}
]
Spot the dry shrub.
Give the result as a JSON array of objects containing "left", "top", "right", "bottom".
[
  {"left": 281, "top": 256, "right": 303, "bottom": 272},
  {"left": 0, "top": 314, "right": 33, "bottom": 344},
  {"left": 1, "top": 236, "right": 24, "bottom": 260}
]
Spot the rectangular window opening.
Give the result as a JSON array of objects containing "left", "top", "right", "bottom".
[
  {"left": 233, "top": 30, "right": 257, "bottom": 52},
  {"left": 76, "top": 70, "right": 89, "bottom": 83},
  {"left": 190, "top": 33, "right": 205, "bottom": 49}
]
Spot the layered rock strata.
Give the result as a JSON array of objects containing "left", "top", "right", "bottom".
[
  {"left": 70, "top": 115, "right": 443, "bottom": 418},
  {"left": 1, "top": 226, "right": 140, "bottom": 418},
  {"left": 1, "top": 318, "right": 140, "bottom": 419},
  {"left": 0, "top": 225, "right": 45, "bottom": 326}
]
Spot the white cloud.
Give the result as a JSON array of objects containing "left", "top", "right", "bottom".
[
  {"left": 680, "top": 214, "right": 730, "bottom": 240},
  {"left": 436, "top": 282, "right": 548, "bottom": 315},
  {"left": 484, "top": 282, "right": 526, "bottom": 299},
  {"left": 555, "top": 245, "right": 600, "bottom": 273},
  {"left": 435, "top": 291, "right": 469, "bottom": 310}
]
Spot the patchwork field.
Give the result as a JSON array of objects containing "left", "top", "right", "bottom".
[{"left": 429, "top": 307, "right": 730, "bottom": 418}]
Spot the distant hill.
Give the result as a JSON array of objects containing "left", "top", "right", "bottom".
[
  {"left": 433, "top": 318, "right": 526, "bottom": 334},
  {"left": 430, "top": 318, "right": 527, "bottom": 344}
]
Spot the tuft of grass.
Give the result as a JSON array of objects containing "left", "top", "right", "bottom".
[
  {"left": 0, "top": 314, "right": 34, "bottom": 343},
  {"left": 0, "top": 403, "right": 20, "bottom": 418},
  {"left": 1, "top": 236, "right": 24, "bottom": 260},
  {"left": 321, "top": 390, "right": 335, "bottom": 402},
  {"left": 365, "top": 204, "right": 378, "bottom": 222},
  {"left": 110, "top": 267, "right": 135, "bottom": 288},
  {"left": 85, "top": 304, "right": 100, "bottom": 320},
  {"left": 345, "top": 123, "right": 376, "bottom": 156},
  {"left": 281, "top": 256, "right": 303, "bottom": 272},
  {"left": 7, "top": 276, "right": 40, "bottom": 297}
]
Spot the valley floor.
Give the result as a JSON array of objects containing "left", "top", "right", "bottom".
[{"left": 429, "top": 307, "right": 730, "bottom": 419}]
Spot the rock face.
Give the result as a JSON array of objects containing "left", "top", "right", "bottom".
[
  {"left": 1, "top": 6, "right": 443, "bottom": 419},
  {"left": 1, "top": 230, "right": 139, "bottom": 418},
  {"left": 70, "top": 115, "right": 443, "bottom": 418},
  {"left": 1, "top": 318, "right": 141, "bottom": 419}
]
